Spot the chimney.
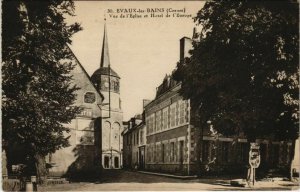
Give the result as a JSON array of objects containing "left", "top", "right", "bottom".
[
  {"left": 180, "top": 37, "right": 193, "bottom": 62},
  {"left": 143, "top": 99, "right": 151, "bottom": 108},
  {"left": 192, "top": 27, "right": 199, "bottom": 40}
]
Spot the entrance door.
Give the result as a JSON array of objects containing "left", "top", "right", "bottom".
[
  {"left": 179, "top": 141, "right": 184, "bottom": 171},
  {"left": 104, "top": 156, "right": 109, "bottom": 168},
  {"left": 139, "top": 147, "right": 145, "bottom": 170},
  {"left": 114, "top": 156, "right": 119, "bottom": 168}
]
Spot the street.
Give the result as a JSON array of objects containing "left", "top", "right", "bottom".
[{"left": 40, "top": 170, "right": 299, "bottom": 191}]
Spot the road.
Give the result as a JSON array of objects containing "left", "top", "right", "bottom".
[{"left": 40, "top": 169, "right": 299, "bottom": 191}]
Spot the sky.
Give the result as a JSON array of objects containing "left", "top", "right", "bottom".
[{"left": 66, "top": 1, "right": 205, "bottom": 120}]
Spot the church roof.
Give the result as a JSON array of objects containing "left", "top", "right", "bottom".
[
  {"left": 67, "top": 44, "right": 104, "bottom": 101},
  {"left": 100, "top": 22, "right": 110, "bottom": 68},
  {"left": 92, "top": 67, "right": 120, "bottom": 78},
  {"left": 93, "top": 21, "right": 120, "bottom": 78}
]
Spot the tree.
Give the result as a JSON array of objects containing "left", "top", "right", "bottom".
[
  {"left": 2, "top": 0, "right": 82, "bottom": 184},
  {"left": 174, "top": 0, "right": 299, "bottom": 175}
]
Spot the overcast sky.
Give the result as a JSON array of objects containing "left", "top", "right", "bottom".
[{"left": 67, "top": 1, "right": 205, "bottom": 120}]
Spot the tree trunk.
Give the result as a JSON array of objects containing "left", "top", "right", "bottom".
[
  {"left": 34, "top": 153, "right": 47, "bottom": 185},
  {"left": 289, "top": 138, "right": 296, "bottom": 181}
]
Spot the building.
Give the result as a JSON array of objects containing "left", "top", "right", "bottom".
[
  {"left": 91, "top": 23, "right": 123, "bottom": 169},
  {"left": 122, "top": 100, "right": 149, "bottom": 170},
  {"left": 143, "top": 31, "right": 294, "bottom": 176},
  {"left": 48, "top": 22, "right": 124, "bottom": 175},
  {"left": 145, "top": 74, "right": 193, "bottom": 175},
  {"left": 122, "top": 115, "right": 143, "bottom": 169},
  {"left": 48, "top": 46, "right": 104, "bottom": 177},
  {"left": 5, "top": 22, "right": 123, "bottom": 177}
]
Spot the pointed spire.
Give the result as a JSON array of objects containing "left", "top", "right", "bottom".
[{"left": 100, "top": 19, "right": 110, "bottom": 68}]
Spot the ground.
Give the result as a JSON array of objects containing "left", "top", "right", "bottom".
[{"left": 40, "top": 170, "right": 299, "bottom": 191}]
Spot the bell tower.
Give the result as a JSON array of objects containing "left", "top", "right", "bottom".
[{"left": 91, "top": 21, "right": 123, "bottom": 169}]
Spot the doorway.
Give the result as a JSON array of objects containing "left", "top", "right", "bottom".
[
  {"left": 104, "top": 156, "right": 109, "bottom": 168},
  {"left": 114, "top": 156, "right": 119, "bottom": 168},
  {"left": 179, "top": 140, "right": 184, "bottom": 171},
  {"left": 139, "top": 147, "right": 145, "bottom": 170}
]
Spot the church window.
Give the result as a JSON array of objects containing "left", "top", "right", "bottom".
[
  {"left": 84, "top": 92, "right": 96, "bottom": 103},
  {"left": 114, "top": 81, "right": 119, "bottom": 92}
]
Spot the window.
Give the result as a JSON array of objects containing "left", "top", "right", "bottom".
[
  {"left": 175, "top": 102, "right": 179, "bottom": 126},
  {"left": 179, "top": 101, "right": 185, "bottom": 124},
  {"left": 170, "top": 142, "right": 175, "bottom": 162},
  {"left": 148, "top": 115, "right": 155, "bottom": 134},
  {"left": 162, "top": 108, "right": 168, "bottom": 130},
  {"left": 152, "top": 145, "right": 155, "bottom": 162},
  {"left": 113, "top": 81, "right": 119, "bottom": 92},
  {"left": 162, "top": 144, "right": 165, "bottom": 163},
  {"left": 140, "top": 130, "right": 144, "bottom": 144},
  {"left": 170, "top": 104, "right": 176, "bottom": 127},
  {"left": 84, "top": 92, "right": 96, "bottom": 103},
  {"left": 154, "top": 145, "right": 156, "bottom": 162},
  {"left": 156, "top": 111, "right": 161, "bottom": 132},
  {"left": 146, "top": 117, "right": 150, "bottom": 135}
]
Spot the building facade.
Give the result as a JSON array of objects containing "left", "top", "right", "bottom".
[
  {"left": 48, "top": 47, "right": 104, "bottom": 177},
  {"left": 48, "top": 23, "right": 124, "bottom": 176},
  {"left": 143, "top": 33, "right": 294, "bottom": 176},
  {"left": 145, "top": 75, "right": 194, "bottom": 175},
  {"left": 91, "top": 23, "right": 123, "bottom": 169},
  {"left": 122, "top": 115, "right": 143, "bottom": 169}
]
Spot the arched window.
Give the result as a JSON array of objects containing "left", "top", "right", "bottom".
[{"left": 103, "top": 121, "right": 111, "bottom": 149}]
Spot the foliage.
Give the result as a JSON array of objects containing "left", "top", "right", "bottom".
[
  {"left": 174, "top": 0, "right": 299, "bottom": 141},
  {"left": 2, "top": 0, "right": 82, "bottom": 180}
]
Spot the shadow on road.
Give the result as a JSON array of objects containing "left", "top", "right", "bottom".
[{"left": 87, "top": 169, "right": 238, "bottom": 185}]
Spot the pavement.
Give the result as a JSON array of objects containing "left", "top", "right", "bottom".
[{"left": 39, "top": 169, "right": 300, "bottom": 191}]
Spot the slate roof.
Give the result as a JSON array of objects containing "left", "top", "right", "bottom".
[{"left": 92, "top": 67, "right": 120, "bottom": 78}]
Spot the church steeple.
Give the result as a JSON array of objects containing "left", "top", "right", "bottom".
[{"left": 100, "top": 20, "right": 110, "bottom": 68}]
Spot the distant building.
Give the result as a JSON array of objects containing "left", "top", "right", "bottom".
[
  {"left": 91, "top": 23, "right": 123, "bottom": 169},
  {"left": 122, "top": 115, "right": 143, "bottom": 169},
  {"left": 122, "top": 100, "right": 149, "bottom": 170}
]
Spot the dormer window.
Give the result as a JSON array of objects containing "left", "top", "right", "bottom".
[{"left": 84, "top": 92, "right": 96, "bottom": 103}]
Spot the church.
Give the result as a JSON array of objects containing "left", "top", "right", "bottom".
[
  {"left": 48, "top": 22, "right": 123, "bottom": 177},
  {"left": 91, "top": 23, "right": 124, "bottom": 170}
]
